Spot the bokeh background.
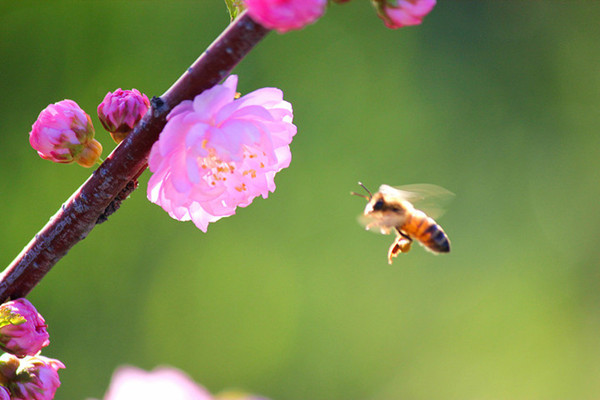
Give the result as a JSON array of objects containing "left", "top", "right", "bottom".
[{"left": 2, "top": 1, "right": 600, "bottom": 399}]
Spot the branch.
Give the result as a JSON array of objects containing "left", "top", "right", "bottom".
[{"left": 0, "top": 11, "right": 270, "bottom": 302}]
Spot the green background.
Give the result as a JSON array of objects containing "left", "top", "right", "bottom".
[{"left": 2, "top": 1, "right": 600, "bottom": 399}]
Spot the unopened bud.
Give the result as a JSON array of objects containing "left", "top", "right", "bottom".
[
  {"left": 29, "top": 100, "right": 101, "bottom": 167},
  {"left": 0, "top": 353, "right": 64, "bottom": 400},
  {"left": 0, "top": 299, "right": 49, "bottom": 358},
  {"left": 97, "top": 88, "right": 150, "bottom": 143},
  {"left": 373, "top": 0, "right": 436, "bottom": 29},
  {"left": 244, "top": 0, "right": 326, "bottom": 33}
]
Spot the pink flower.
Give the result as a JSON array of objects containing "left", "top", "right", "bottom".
[
  {"left": 0, "top": 353, "right": 64, "bottom": 400},
  {"left": 0, "top": 387, "right": 9, "bottom": 400},
  {"left": 0, "top": 298, "right": 49, "bottom": 358},
  {"left": 102, "top": 366, "right": 212, "bottom": 400},
  {"left": 147, "top": 75, "right": 296, "bottom": 232},
  {"left": 97, "top": 88, "right": 150, "bottom": 143},
  {"left": 29, "top": 99, "right": 102, "bottom": 167},
  {"left": 375, "top": 0, "right": 436, "bottom": 29},
  {"left": 244, "top": 0, "right": 327, "bottom": 33}
]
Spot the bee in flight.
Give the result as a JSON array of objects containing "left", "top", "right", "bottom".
[{"left": 352, "top": 182, "right": 451, "bottom": 264}]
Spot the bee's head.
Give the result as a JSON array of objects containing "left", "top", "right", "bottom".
[
  {"left": 351, "top": 182, "right": 387, "bottom": 215},
  {"left": 364, "top": 192, "right": 387, "bottom": 215}
]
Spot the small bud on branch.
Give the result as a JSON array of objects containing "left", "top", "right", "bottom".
[{"left": 97, "top": 89, "right": 151, "bottom": 144}]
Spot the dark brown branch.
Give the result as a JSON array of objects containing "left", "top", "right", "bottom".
[{"left": 0, "top": 11, "right": 269, "bottom": 302}]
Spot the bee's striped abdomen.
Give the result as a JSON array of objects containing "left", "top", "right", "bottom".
[
  {"left": 422, "top": 222, "right": 450, "bottom": 253},
  {"left": 403, "top": 210, "right": 450, "bottom": 253}
]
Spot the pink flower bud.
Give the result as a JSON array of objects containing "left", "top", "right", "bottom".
[
  {"left": 0, "top": 299, "right": 49, "bottom": 358},
  {"left": 244, "top": 0, "right": 327, "bottom": 33},
  {"left": 147, "top": 75, "right": 296, "bottom": 232},
  {"left": 29, "top": 100, "right": 102, "bottom": 167},
  {"left": 0, "top": 353, "right": 64, "bottom": 400},
  {"left": 97, "top": 88, "right": 150, "bottom": 143},
  {"left": 0, "top": 386, "right": 9, "bottom": 400},
  {"left": 374, "top": 0, "right": 436, "bottom": 29}
]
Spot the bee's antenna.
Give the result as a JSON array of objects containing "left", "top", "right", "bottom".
[
  {"left": 358, "top": 182, "right": 372, "bottom": 197},
  {"left": 351, "top": 181, "right": 372, "bottom": 200}
]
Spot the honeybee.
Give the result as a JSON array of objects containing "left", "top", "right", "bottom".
[{"left": 352, "top": 182, "right": 452, "bottom": 264}]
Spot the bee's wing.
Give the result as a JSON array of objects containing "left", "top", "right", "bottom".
[{"left": 385, "top": 184, "right": 454, "bottom": 219}]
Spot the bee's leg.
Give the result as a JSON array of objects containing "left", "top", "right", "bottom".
[
  {"left": 387, "top": 232, "right": 413, "bottom": 264},
  {"left": 396, "top": 230, "right": 413, "bottom": 253}
]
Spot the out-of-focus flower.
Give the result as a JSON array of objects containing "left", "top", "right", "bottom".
[
  {"left": 97, "top": 88, "right": 150, "bottom": 143},
  {"left": 0, "top": 386, "right": 10, "bottom": 400},
  {"left": 216, "top": 391, "right": 270, "bottom": 400},
  {"left": 97, "top": 366, "right": 271, "bottom": 400},
  {"left": 0, "top": 299, "right": 49, "bottom": 358},
  {"left": 0, "top": 353, "right": 64, "bottom": 400},
  {"left": 29, "top": 99, "right": 102, "bottom": 167},
  {"left": 244, "top": 0, "right": 326, "bottom": 33},
  {"left": 102, "top": 366, "right": 212, "bottom": 400},
  {"left": 373, "top": 0, "right": 436, "bottom": 29},
  {"left": 147, "top": 75, "right": 296, "bottom": 232}
]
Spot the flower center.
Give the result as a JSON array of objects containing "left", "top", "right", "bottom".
[{"left": 198, "top": 146, "right": 266, "bottom": 190}]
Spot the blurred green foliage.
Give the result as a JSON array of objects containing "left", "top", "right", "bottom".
[{"left": 1, "top": 1, "right": 600, "bottom": 399}]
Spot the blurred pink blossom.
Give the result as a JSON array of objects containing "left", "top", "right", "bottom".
[
  {"left": 102, "top": 366, "right": 212, "bottom": 400},
  {"left": 147, "top": 75, "right": 296, "bottom": 232},
  {"left": 244, "top": 0, "right": 326, "bottom": 33},
  {"left": 376, "top": 0, "right": 436, "bottom": 29},
  {"left": 97, "top": 88, "right": 150, "bottom": 143},
  {"left": 215, "top": 392, "right": 270, "bottom": 400},
  {"left": 29, "top": 99, "right": 102, "bottom": 167},
  {"left": 0, "top": 353, "right": 64, "bottom": 400},
  {"left": 0, "top": 298, "right": 49, "bottom": 358},
  {"left": 0, "top": 387, "right": 9, "bottom": 400}
]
